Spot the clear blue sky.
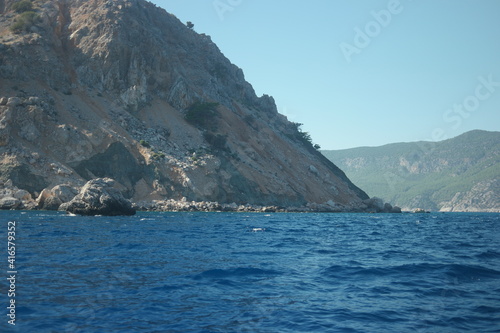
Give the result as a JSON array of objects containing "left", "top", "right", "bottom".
[{"left": 152, "top": 0, "right": 500, "bottom": 149}]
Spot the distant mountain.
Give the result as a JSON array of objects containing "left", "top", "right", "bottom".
[
  {"left": 322, "top": 130, "right": 500, "bottom": 212},
  {"left": 0, "top": 0, "right": 369, "bottom": 211}
]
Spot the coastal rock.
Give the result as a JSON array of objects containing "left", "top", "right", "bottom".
[
  {"left": 136, "top": 199, "right": 291, "bottom": 213},
  {"left": 13, "top": 189, "right": 32, "bottom": 201},
  {"left": 6, "top": 97, "right": 21, "bottom": 107},
  {"left": 42, "top": 196, "right": 63, "bottom": 211},
  {"left": 52, "top": 184, "right": 79, "bottom": 203},
  {"left": 0, "top": 197, "right": 21, "bottom": 210},
  {"left": 362, "top": 197, "right": 401, "bottom": 213},
  {"left": 62, "top": 178, "right": 136, "bottom": 216},
  {"left": 35, "top": 183, "right": 82, "bottom": 211},
  {"left": 0, "top": 180, "right": 36, "bottom": 209},
  {"left": 391, "top": 206, "right": 402, "bottom": 213},
  {"left": 439, "top": 179, "right": 500, "bottom": 212},
  {"left": 36, "top": 189, "right": 63, "bottom": 210},
  {"left": 363, "top": 197, "right": 385, "bottom": 212}
]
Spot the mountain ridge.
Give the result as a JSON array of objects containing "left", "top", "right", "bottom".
[
  {"left": 322, "top": 130, "right": 500, "bottom": 212},
  {"left": 0, "top": 0, "right": 374, "bottom": 212}
]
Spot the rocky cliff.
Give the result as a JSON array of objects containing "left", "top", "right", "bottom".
[
  {"left": 439, "top": 179, "right": 499, "bottom": 213},
  {"left": 0, "top": 0, "right": 369, "bottom": 210},
  {"left": 323, "top": 130, "right": 500, "bottom": 212}
]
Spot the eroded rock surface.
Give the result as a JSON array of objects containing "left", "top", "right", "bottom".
[{"left": 61, "top": 178, "right": 135, "bottom": 216}]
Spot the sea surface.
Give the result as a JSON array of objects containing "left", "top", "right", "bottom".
[{"left": 1, "top": 211, "right": 499, "bottom": 333}]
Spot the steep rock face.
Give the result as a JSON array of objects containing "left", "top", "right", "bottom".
[
  {"left": 0, "top": 0, "right": 368, "bottom": 208},
  {"left": 440, "top": 179, "right": 499, "bottom": 213}
]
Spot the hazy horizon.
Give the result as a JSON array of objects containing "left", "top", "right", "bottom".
[{"left": 322, "top": 129, "right": 499, "bottom": 151}]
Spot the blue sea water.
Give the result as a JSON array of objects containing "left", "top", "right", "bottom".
[{"left": 0, "top": 211, "right": 499, "bottom": 333}]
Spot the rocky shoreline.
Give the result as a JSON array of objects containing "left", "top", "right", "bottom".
[{"left": 0, "top": 178, "right": 401, "bottom": 215}]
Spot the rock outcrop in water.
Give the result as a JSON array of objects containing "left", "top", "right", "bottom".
[
  {"left": 0, "top": 0, "right": 375, "bottom": 211},
  {"left": 61, "top": 178, "right": 136, "bottom": 216}
]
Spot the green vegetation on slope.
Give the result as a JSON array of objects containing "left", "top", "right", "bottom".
[{"left": 322, "top": 130, "right": 500, "bottom": 211}]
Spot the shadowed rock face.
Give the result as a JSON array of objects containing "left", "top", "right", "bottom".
[
  {"left": 0, "top": 164, "right": 49, "bottom": 196},
  {"left": 0, "top": 0, "right": 368, "bottom": 209},
  {"left": 61, "top": 178, "right": 135, "bottom": 216},
  {"left": 71, "top": 142, "right": 149, "bottom": 197}
]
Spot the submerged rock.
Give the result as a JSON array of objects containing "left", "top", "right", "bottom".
[{"left": 61, "top": 178, "right": 135, "bottom": 216}]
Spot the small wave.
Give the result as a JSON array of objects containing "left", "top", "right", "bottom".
[
  {"left": 288, "top": 228, "right": 308, "bottom": 233},
  {"left": 369, "top": 286, "right": 397, "bottom": 295},
  {"left": 473, "top": 305, "right": 500, "bottom": 314},
  {"left": 150, "top": 284, "right": 185, "bottom": 292},
  {"left": 457, "top": 242, "right": 482, "bottom": 248},
  {"left": 194, "top": 267, "right": 282, "bottom": 280},
  {"left": 232, "top": 250, "right": 282, "bottom": 256},
  {"left": 475, "top": 250, "right": 500, "bottom": 259},
  {"left": 420, "top": 286, "right": 465, "bottom": 298},
  {"left": 321, "top": 265, "right": 388, "bottom": 279},
  {"left": 17, "top": 305, "right": 36, "bottom": 315},
  {"left": 321, "top": 262, "right": 495, "bottom": 281},
  {"left": 327, "top": 308, "right": 406, "bottom": 325},
  {"left": 445, "top": 263, "right": 500, "bottom": 280},
  {"left": 314, "top": 249, "right": 337, "bottom": 255},
  {"left": 113, "top": 243, "right": 143, "bottom": 249}
]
